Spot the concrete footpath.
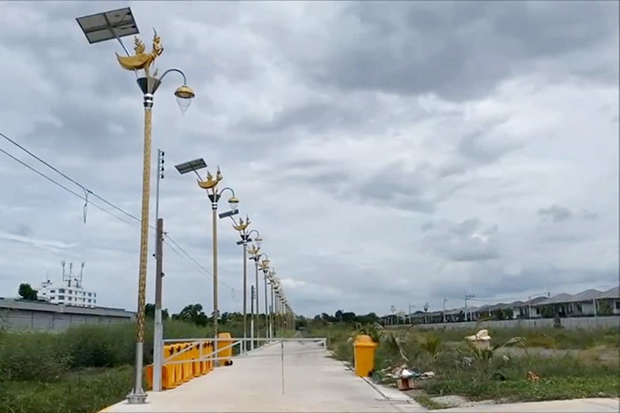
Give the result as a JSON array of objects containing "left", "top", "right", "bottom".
[
  {"left": 435, "top": 398, "right": 619, "bottom": 412},
  {"left": 101, "top": 340, "right": 425, "bottom": 412}
]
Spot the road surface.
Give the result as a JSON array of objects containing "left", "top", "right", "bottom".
[{"left": 101, "top": 339, "right": 424, "bottom": 412}]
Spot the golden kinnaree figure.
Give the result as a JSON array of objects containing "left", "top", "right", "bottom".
[
  {"left": 198, "top": 167, "right": 223, "bottom": 190},
  {"left": 233, "top": 216, "right": 251, "bottom": 232},
  {"left": 116, "top": 29, "right": 164, "bottom": 76}
]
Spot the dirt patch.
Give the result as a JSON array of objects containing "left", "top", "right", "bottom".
[{"left": 404, "top": 389, "right": 498, "bottom": 410}]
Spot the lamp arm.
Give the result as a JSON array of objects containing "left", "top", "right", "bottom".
[{"left": 158, "top": 68, "right": 188, "bottom": 85}]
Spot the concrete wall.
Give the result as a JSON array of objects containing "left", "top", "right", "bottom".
[
  {"left": 386, "top": 315, "right": 620, "bottom": 331},
  {"left": 0, "top": 307, "right": 133, "bottom": 331}
]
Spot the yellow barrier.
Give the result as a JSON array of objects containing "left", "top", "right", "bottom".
[
  {"left": 217, "top": 332, "right": 233, "bottom": 365},
  {"left": 145, "top": 335, "right": 232, "bottom": 391}
]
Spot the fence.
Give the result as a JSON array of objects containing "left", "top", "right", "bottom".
[{"left": 385, "top": 315, "right": 619, "bottom": 331}]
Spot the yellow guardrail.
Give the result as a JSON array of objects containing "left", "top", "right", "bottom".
[{"left": 145, "top": 339, "right": 218, "bottom": 390}]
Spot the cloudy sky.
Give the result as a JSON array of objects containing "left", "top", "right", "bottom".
[{"left": 0, "top": 1, "right": 618, "bottom": 318}]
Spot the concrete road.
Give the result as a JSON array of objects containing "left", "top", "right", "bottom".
[
  {"left": 101, "top": 340, "right": 425, "bottom": 412},
  {"left": 435, "top": 398, "right": 620, "bottom": 412}
]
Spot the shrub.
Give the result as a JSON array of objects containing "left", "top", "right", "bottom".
[{"left": 0, "top": 331, "right": 68, "bottom": 382}]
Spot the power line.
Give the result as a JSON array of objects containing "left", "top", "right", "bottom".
[
  {"left": 0, "top": 131, "right": 240, "bottom": 294},
  {"left": 1, "top": 132, "right": 150, "bottom": 229},
  {"left": 0, "top": 147, "right": 138, "bottom": 228}
]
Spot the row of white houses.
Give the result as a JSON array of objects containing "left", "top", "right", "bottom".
[{"left": 384, "top": 286, "right": 620, "bottom": 325}]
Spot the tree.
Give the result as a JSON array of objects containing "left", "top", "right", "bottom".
[
  {"left": 598, "top": 300, "right": 613, "bottom": 316},
  {"left": 18, "top": 283, "right": 38, "bottom": 301},
  {"left": 335, "top": 310, "right": 344, "bottom": 322},
  {"left": 540, "top": 305, "right": 556, "bottom": 319},
  {"left": 172, "top": 304, "right": 208, "bottom": 327},
  {"left": 145, "top": 303, "right": 169, "bottom": 320}
]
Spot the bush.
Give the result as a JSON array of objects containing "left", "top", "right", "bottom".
[{"left": 0, "top": 331, "right": 69, "bottom": 382}]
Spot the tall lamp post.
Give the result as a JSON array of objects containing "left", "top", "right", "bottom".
[
  {"left": 76, "top": 8, "right": 195, "bottom": 404},
  {"left": 231, "top": 216, "right": 252, "bottom": 351},
  {"left": 175, "top": 160, "right": 239, "bottom": 339},
  {"left": 244, "top": 231, "right": 263, "bottom": 348},
  {"left": 270, "top": 275, "right": 281, "bottom": 338},
  {"left": 252, "top": 251, "right": 269, "bottom": 339}
]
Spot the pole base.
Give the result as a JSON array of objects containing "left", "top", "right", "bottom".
[{"left": 126, "top": 389, "right": 147, "bottom": 404}]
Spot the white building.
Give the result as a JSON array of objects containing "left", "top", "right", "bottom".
[
  {"left": 38, "top": 262, "right": 97, "bottom": 308},
  {"left": 39, "top": 281, "right": 97, "bottom": 308}
]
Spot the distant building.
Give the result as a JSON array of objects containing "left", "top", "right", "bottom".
[
  {"left": 39, "top": 280, "right": 97, "bottom": 308},
  {"left": 38, "top": 261, "right": 97, "bottom": 308}
]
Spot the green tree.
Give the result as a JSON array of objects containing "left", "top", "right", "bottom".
[
  {"left": 18, "top": 283, "right": 38, "bottom": 300},
  {"left": 540, "top": 305, "right": 556, "bottom": 318},
  {"left": 598, "top": 300, "right": 613, "bottom": 316},
  {"left": 172, "top": 304, "right": 208, "bottom": 327},
  {"left": 144, "top": 303, "right": 169, "bottom": 320}
]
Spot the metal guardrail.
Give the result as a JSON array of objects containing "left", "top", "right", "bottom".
[{"left": 147, "top": 337, "right": 328, "bottom": 392}]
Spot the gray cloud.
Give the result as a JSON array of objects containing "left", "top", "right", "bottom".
[
  {"left": 0, "top": 1, "right": 617, "bottom": 317},
  {"left": 538, "top": 205, "right": 573, "bottom": 222},
  {"left": 421, "top": 218, "right": 500, "bottom": 262},
  {"left": 272, "top": 1, "right": 619, "bottom": 101}
]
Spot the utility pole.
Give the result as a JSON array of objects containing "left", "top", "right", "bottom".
[
  {"left": 464, "top": 294, "right": 475, "bottom": 322},
  {"left": 443, "top": 298, "right": 448, "bottom": 323},
  {"left": 250, "top": 285, "right": 255, "bottom": 350},
  {"left": 153, "top": 218, "right": 164, "bottom": 391},
  {"left": 152, "top": 149, "right": 165, "bottom": 393},
  {"left": 408, "top": 303, "right": 415, "bottom": 324}
]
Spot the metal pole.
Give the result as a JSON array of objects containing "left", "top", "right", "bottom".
[
  {"left": 263, "top": 269, "right": 269, "bottom": 340},
  {"left": 593, "top": 297, "right": 597, "bottom": 319},
  {"left": 443, "top": 299, "right": 447, "bottom": 323},
  {"left": 242, "top": 239, "right": 248, "bottom": 352},
  {"left": 250, "top": 285, "right": 255, "bottom": 350},
  {"left": 464, "top": 297, "right": 468, "bottom": 322},
  {"left": 280, "top": 339, "right": 285, "bottom": 395},
  {"left": 152, "top": 149, "right": 164, "bottom": 392},
  {"left": 212, "top": 204, "right": 219, "bottom": 340},
  {"left": 254, "top": 255, "right": 260, "bottom": 345},
  {"left": 270, "top": 285, "right": 274, "bottom": 339},
  {"left": 153, "top": 218, "right": 164, "bottom": 392},
  {"left": 128, "top": 93, "right": 153, "bottom": 404},
  {"left": 528, "top": 297, "right": 532, "bottom": 321}
]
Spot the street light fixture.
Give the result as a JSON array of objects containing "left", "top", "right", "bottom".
[
  {"left": 176, "top": 161, "right": 238, "bottom": 340},
  {"left": 252, "top": 250, "right": 270, "bottom": 340},
  {"left": 244, "top": 230, "right": 262, "bottom": 349},
  {"left": 231, "top": 215, "right": 252, "bottom": 351},
  {"left": 77, "top": 7, "right": 194, "bottom": 405}
]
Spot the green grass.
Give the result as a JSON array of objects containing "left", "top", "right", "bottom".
[
  {"left": 0, "top": 366, "right": 132, "bottom": 413},
  {"left": 305, "top": 323, "right": 620, "bottom": 406},
  {"left": 0, "top": 318, "right": 245, "bottom": 413}
]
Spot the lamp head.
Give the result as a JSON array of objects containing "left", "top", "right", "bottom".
[
  {"left": 174, "top": 85, "right": 195, "bottom": 113},
  {"left": 228, "top": 196, "right": 239, "bottom": 212}
]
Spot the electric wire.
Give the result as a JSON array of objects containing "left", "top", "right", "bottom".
[{"left": 0, "top": 132, "right": 240, "bottom": 294}]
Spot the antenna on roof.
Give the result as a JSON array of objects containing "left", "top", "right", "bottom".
[{"left": 75, "top": 262, "right": 85, "bottom": 289}]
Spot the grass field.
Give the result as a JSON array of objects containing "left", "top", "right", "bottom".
[
  {"left": 0, "top": 319, "right": 247, "bottom": 413},
  {"left": 304, "top": 322, "right": 620, "bottom": 409}
]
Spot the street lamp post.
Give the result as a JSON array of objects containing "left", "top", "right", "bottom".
[
  {"left": 175, "top": 161, "right": 239, "bottom": 340},
  {"left": 232, "top": 216, "right": 251, "bottom": 351},
  {"left": 268, "top": 269, "right": 279, "bottom": 339},
  {"left": 77, "top": 10, "right": 195, "bottom": 404},
  {"left": 245, "top": 232, "right": 263, "bottom": 348},
  {"left": 258, "top": 259, "right": 271, "bottom": 338}
]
